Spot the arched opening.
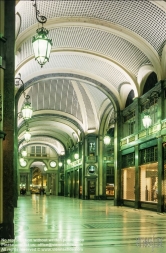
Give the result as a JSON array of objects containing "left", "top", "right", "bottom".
[
  {"left": 142, "top": 72, "right": 158, "bottom": 95},
  {"left": 125, "top": 90, "right": 134, "bottom": 108},
  {"left": 30, "top": 161, "right": 48, "bottom": 195}
]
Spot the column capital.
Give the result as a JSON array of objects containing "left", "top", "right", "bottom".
[{"left": 0, "top": 130, "right": 6, "bottom": 140}]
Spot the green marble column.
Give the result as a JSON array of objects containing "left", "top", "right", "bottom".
[
  {"left": 134, "top": 98, "right": 140, "bottom": 209},
  {"left": 1, "top": 1, "right": 15, "bottom": 239},
  {"left": 82, "top": 138, "right": 86, "bottom": 199},
  {"left": 64, "top": 171, "right": 68, "bottom": 197},
  {"left": 114, "top": 111, "right": 122, "bottom": 206},
  {"left": 157, "top": 136, "right": 164, "bottom": 212},
  {"left": 98, "top": 135, "right": 104, "bottom": 197},
  {"left": 0, "top": 0, "right": 5, "bottom": 230},
  {"left": 135, "top": 145, "right": 140, "bottom": 209}
]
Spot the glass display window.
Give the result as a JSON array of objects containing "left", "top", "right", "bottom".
[
  {"left": 122, "top": 167, "right": 135, "bottom": 200},
  {"left": 140, "top": 163, "right": 158, "bottom": 202},
  {"left": 106, "top": 183, "right": 114, "bottom": 196}
]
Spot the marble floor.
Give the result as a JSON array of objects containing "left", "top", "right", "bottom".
[{"left": 3, "top": 195, "right": 166, "bottom": 253}]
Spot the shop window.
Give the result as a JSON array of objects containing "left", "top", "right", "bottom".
[
  {"left": 140, "top": 163, "right": 158, "bottom": 202},
  {"left": 129, "top": 121, "right": 135, "bottom": 135},
  {"left": 122, "top": 167, "right": 135, "bottom": 200},
  {"left": 106, "top": 184, "right": 114, "bottom": 196},
  {"left": 122, "top": 153, "right": 135, "bottom": 167},
  {"left": 140, "top": 146, "right": 157, "bottom": 164}
]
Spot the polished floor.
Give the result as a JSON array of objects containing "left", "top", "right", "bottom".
[{"left": 4, "top": 195, "right": 166, "bottom": 252}]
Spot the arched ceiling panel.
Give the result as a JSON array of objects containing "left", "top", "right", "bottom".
[
  {"left": 16, "top": 53, "right": 130, "bottom": 90},
  {"left": 16, "top": 1, "right": 166, "bottom": 56},
  {"left": 16, "top": 27, "right": 150, "bottom": 77}
]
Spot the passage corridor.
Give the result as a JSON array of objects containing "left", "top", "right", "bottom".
[{"left": 4, "top": 195, "right": 166, "bottom": 252}]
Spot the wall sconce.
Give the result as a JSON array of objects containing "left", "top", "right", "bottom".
[
  {"left": 142, "top": 90, "right": 160, "bottom": 129},
  {"left": 103, "top": 135, "right": 111, "bottom": 145},
  {"left": 142, "top": 112, "right": 152, "bottom": 129},
  {"left": 32, "top": 0, "right": 52, "bottom": 67},
  {"left": 15, "top": 73, "right": 33, "bottom": 120}
]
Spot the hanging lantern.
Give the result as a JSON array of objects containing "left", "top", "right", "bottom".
[
  {"left": 142, "top": 113, "right": 152, "bottom": 129},
  {"left": 103, "top": 135, "right": 111, "bottom": 145},
  {"left": 32, "top": 0, "right": 52, "bottom": 67},
  {"left": 24, "top": 129, "right": 31, "bottom": 142},
  {"left": 32, "top": 27, "right": 52, "bottom": 67},
  {"left": 22, "top": 95, "right": 33, "bottom": 120}
]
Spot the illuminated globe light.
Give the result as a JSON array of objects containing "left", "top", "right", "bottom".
[
  {"left": 74, "top": 153, "right": 79, "bottom": 160},
  {"left": 142, "top": 113, "right": 152, "bottom": 129},
  {"left": 32, "top": 27, "right": 52, "bottom": 67},
  {"left": 67, "top": 159, "right": 71, "bottom": 165},
  {"left": 24, "top": 130, "right": 31, "bottom": 142},
  {"left": 44, "top": 166, "right": 48, "bottom": 171},
  {"left": 103, "top": 135, "right": 111, "bottom": 145},
  {"left": 21, "top": 150, "right": 27, "bottom": 157},
  {"left": 19, "top": 157, "right": 24, "bottom": 163},
  {"left": 59, "top": 162, "right": 63, "bottom": 167},
  {"left": 20, "top": 160, "right": 27, "bottom": 167}
]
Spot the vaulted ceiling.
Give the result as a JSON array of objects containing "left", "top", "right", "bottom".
[{"left": 15, "top": 0, "right": 166, "bottom": 155}]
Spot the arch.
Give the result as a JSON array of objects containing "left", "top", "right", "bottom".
[
  {"left": 142, "top": 72, "right": 158, "bottom": 95},
  {"left": 125, "top": 90, "right": 135, "bottom": 108}
]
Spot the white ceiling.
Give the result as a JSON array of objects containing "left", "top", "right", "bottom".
[{"left": 15, "top": 0, "right": 166, "bottom": 154}]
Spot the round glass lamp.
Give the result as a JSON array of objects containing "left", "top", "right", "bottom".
[
  {"left": 21, "top": 150, "right": 27, "bottom": 157},
  {"left": 74, "top": 153, "right": 79, "bottom": 160},
  {"left": 59, "top": 162, "right": 63, "bottom": 167},
  {"left": 44, "top": 166, "right": 48, "bottom": 171},
  {"left": 142, "top": 113, "right": 152, "bottom": 129},
  {"left": 49, "top": 161, "right": 56, "bottom": 168},
  {"left": 67, "top": 159, "right": 71, "bottom": 165},
  {"left": 32, "top": 27, "right": 52, "bottom": 67},
  {"left": 19, "top": 157, "right": 24, "bottom": 163},
  {"left": 103, "top": 135, "right": 111, "bottom": 145},
  {"left": 24, "top": 130, "right": 31, "bottom": 142},
  {"left": 20, "top": 160, "right": 27, "bottom": 167}
]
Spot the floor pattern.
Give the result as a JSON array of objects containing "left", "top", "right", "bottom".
[{"left": 1, "top": 195, "right": 166, "bottom": 253}]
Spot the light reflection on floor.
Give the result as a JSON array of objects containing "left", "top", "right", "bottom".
[{"left": 10, "top": 195, "right": 166, "bottom": 252}]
